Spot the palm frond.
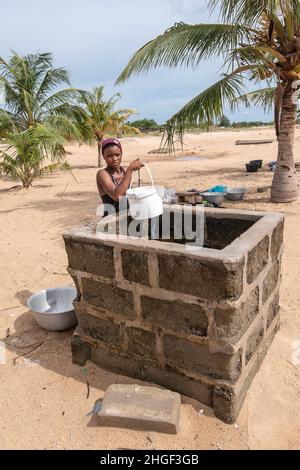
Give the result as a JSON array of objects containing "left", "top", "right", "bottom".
[
  {"left": 0, "top": 52, "right": 82, "bottom": 185},
  {"left": 209, "top": 1, "right": 281, "bottom": 26},
  {"left": 116, "top": 22, "right": 254, "bottom": 83},
  {"left": 46, "top": 113, "right": 82, "bottom": 141},
  {"left": 0, "top": 109, "right": 17, "bottom": 137},
  {"left": 234, "top": 87, "right": 276, "bottom": 112},
  {"left": 162, "top": 72, "right": 246, "bottom": 149},
  {"left": 39, "top": 161, "right": 70, "bottom": 174},
  {"left": 74, "top": 85, "right": 136, "bottom": 143},
  {"left": 285, "top": 9, "right": 295, "bottom": 40},
  {"left": 39, "top": 88, "right": 78, "bottom": 111},
  {"left": 122, "top": 124, "right": 141, "bottom": 135},
  {"left": 106, "top": 93, "right": 122, "bottom": 107},
  {"left": 255, "top": 45, "right": 288, "bottom": 62},
  {"left": 226, "top": 45, "right": 280, "bottom": 73},
  {"left": 36, "top": 67, "right": 70, "bottom": 101},
  {"left": 0, "top": 123, "right": 69, "bottom": 186}
]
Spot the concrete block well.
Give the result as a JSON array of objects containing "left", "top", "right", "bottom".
[{"left": 64, "top": 205, "right": 284, "bottom": 423}]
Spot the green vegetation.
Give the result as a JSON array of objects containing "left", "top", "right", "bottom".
[
  {"left": 0, "top": 52, "right": 141, "bottom": 184},
  {"left": 74, "top": 86, "right": 140, "bottom": 167},
  {"left": 0, "top": 124, "right": 70, "bottom": 188},
  {"left": 129, "top": 118, "right": 159, "bottom": 130},
  {"left": 231, "top": 120, "right": 273, "bottom": 128},
  {"left": 218, "top": 115, "right": 231, "bottom": 127},
  {"left": 218, "top": 115, "right": 274, "bottom": 127},
  {"left": 0, "top": 52, "right": 80, "bottom": 187}
]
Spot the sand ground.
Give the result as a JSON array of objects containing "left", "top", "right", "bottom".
[{"left": 0, "top": 127, "right": 300, "bottom": 450}]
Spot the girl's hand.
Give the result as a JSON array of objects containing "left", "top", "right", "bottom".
[{"left": 129, "top": 158, "right": 145, "bottom": 171}]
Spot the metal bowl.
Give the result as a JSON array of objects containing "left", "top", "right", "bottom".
[
  {"left": 27, "top": 287, "right": 78, "bottom": 331},
  {"left": 199, "top": 192, "right": 225, "bottom": 205},
  {"left": 225, "top": 188, "right": 246, "bottom": 201}
]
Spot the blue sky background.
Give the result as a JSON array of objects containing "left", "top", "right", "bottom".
[{"left": 0, "top": 0, "right": 273, "bottom": 124}]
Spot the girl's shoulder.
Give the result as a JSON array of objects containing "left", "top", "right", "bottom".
[{"left": 97, "top": 167, "right": 109, "bottom": 177}]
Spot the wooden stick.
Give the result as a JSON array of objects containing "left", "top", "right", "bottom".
[
  {"left": 13, "top": 341, "right": 44, "bottom": 365},
  {"left": 138, "top": 169, "right": 141, "bottom": 187},
  {"left": 1, "top": 338, "right": 44, "bottom": 349},
  {"left": 0, "top": 305, "right": 21, "bottom": 313}
]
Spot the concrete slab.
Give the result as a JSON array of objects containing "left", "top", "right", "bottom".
[
  {"left": 235, "top": 139, "right": 273, "bottom": 145},
  {"left": 98, "top": 384, "right": 181, "bottom": 434}
]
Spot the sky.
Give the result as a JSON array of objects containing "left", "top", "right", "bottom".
[{"left": 0, "top": 0, "right": 273, "bottom": 124}]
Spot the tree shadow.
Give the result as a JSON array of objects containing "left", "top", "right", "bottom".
[
  {"left": 171, "top": 167, "right": 273, "bottom": 182},
  {"left": 31, "top": 184, "right": 53, "bottom": 189},
  {"left": 0, "top": 190, "right": 99, "bottom": 231},
  {"left": 3, "top": 294, "right": 210, "bottom": 429},
  {"left": 240, "top": 196, "right": 272, "bottom": 205},
  {"left": 70, "top": 164, "right": 98, "bottom": 170},
  {"left": 15, "top": 289, "right": 34, "bottom": 306},
  {"left": 0, "top": 185, "right": 23, "bottom": 193},
  {"left": 2, "top": 309, "right": 118, "bottom": 394}
]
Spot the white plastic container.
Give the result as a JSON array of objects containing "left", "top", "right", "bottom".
[{"left": 126, "top": 165, "right": 163, "bottom": 220}]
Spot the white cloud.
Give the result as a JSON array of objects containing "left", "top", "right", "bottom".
[{"left": 0, "top": 0, "right": 269, "bottom": 122}]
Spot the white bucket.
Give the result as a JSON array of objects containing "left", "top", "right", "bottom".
[{"left": 126, "top": 165, "right": 163, "bottom": 220}]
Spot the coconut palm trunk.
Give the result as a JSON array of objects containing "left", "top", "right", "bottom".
[
  {"left": 97, "top": 138, "right": 103, "bottom": 168},
  {"left": 271, "top": 87, "right": 299, "bottom": 203}
]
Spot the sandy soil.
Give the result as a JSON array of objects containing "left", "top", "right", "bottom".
[{"left": 0, "top": 127, "right": 300, "bottom": 450}]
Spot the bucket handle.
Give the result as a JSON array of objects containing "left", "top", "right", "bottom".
[{"left": 129, "top": 164, "right": 155, "bottom": 190}]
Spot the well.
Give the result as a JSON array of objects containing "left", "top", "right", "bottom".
[{"left": 63, "top": 205, "right": 284, "bottom": 423}]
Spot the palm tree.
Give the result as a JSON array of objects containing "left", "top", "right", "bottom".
[
  {"left": 0, "top": 51, "right": 80, "bottom": 187},
  {"left": 75, "top": 86, "right": 139, "bottom": 167},
  {"left": 117, "top": 0, "right": 300, "bottom": 203},
  {"left": 0, "top": 124, "right": 69, "bottom": 188}
]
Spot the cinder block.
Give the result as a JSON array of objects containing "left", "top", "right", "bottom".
[
  {"left": 76, "top": 311, "right": 121, "bottom": 348},
  {"left": 71, "top": 334, "right": 91, "bottom": 366},
  {"left": 82, "top": 278, "right": 135, "bottom": 319},
  {"left": 164, "top": 335, "right": 242, "bottom": 381},
  {"left": 245, "top": 320, "right": 264, "bottom": 365},
  {"left": 98, "top": 384, "right": 181, "bottom": 434},
  {"left": 141, "top": 295, "right": 208, "bottom": 337},
  {"left": 214, "top": 287, "right": 259, "bottom": 343},
  {"left": 247, "top": 236, "right": 269, "bottom": 284},
  {"left": 262, "top": 259, "right": 281, "bottom": 304},
  {"left": 64, "top": 238, "right": 115, "bottom": 279},
  {"left": 126, "top": 327, "right": 157, "bottom": 362},
  {"left": 271, "top": 220, "right": 284, "bottom": 260},
  {"left": 70, "top": 275, "right": 81, "bottom": 300},
  {"left": 267, "top": 292, "right": 280, "bottom": 329},
  {"left": 213, "top": 317, "right": 279, "bottom": 423},
  {"left": 121, "top": 249, "right": 149, "bottom": 285},
  {"left": 158, "top": 254, "right": 244, "bottom": 301}
]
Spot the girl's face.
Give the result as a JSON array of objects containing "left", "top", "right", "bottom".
[{"left": 103, "top": 145, "right": 122, "bottom": 170}]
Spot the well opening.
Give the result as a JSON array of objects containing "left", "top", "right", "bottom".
[{"left": 101, "top": 210, "right": 258, "bottom": 250}]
